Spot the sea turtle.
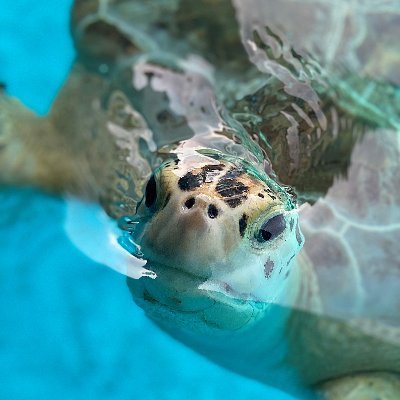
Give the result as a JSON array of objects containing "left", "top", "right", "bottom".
[{"left": 1, "top": 1, "right": 400, "bottom": 399}]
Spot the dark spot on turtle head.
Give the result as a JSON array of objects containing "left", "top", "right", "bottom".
[
  {"left": 264, "top": 259, "right": 274, "bottom": 278},
  {"left": 224, "top": 167, "right": 244, "bottom": 179},
  {"left": 200, "top": 106, "right": 207, "bottom": 114},
  {"left": 178, "top": 172, "right": 204, "bottom": 191},
  {"left": 202, "top": 164, "right": 224, "bottom": 183},
  {"left": 202, "top": 164, "right": 224, "bottom": 172},
  {"left": 207, "top": 204, "right": 219, "bottom": 219},
  {"left": 258, "top": 193, "right": 264, "bottom": 198},
  {"left": 279, "top": 267, "right": 283, "bottom": 274},
  {"left": 174, "top": 159, "right": 180, "bottom": 165},
  {"left": 226, "top": 197, "right": 247, "bottom": 208},
  {"left": 216, "top": 169, "right": 249, "bottom": 208},
  {"left": 263, "top": 188, "right": 277, "bottom": 200},
  {"left": 239, "top": 214, "right": 248, "bottom": 237},
  {"left": 295, "top": 222, "right": 303, "bottom": 246},
  {"left": 284, "top": 270, "right": 290, "bottom": 280},
  {"left": 286, "top": 253, "right": 296, "bottom": 266},
  {"left": 178, "top": 165, "right": 223, "bottom": 191}
]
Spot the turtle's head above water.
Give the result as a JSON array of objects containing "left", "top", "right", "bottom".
[{"left": 128, "top": 154, "right": 304, "bottom": 332}]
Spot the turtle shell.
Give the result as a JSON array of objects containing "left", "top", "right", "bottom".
[
  {"left": 71, "top": 0, "right": 147, "bottom": 71},
  {"left": 70, "top": 0, "right": 249, "bottom": 74},
  {"left": 233, "top": 0, "right": 400, "bottom": 128}
]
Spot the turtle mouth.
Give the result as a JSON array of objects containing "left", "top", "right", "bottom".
[
  {"left": 129, "top": 267, "right": 262, "bottom": 333},
  {"left": 132, "top": 259, "right": 217, "bottom": 313},
  {"left": 127, "top": 256, "right": 269, "bottom": 334},
  {"left": 136, "top": 253, "right": 277, "bottom": 306}
]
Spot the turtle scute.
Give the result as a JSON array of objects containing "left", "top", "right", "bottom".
[
  {"left": 70, "top": 0, "right": 253, "bottom": 76},
  {"left": 71, "top": 0, "right": 143, "bottom": 72}
]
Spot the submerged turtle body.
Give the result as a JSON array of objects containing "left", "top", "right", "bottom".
[{"left": 1, "top": 1, "right": 400, "bottom": 399}]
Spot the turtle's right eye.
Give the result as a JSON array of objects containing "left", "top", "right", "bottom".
[
  {"left": 256, "top": 214, "right": 286, "bottom": 243},
  {"left": 145, "top": 175, "right": 157, "bottom": 208}
]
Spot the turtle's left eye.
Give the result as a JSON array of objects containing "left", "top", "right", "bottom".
[
  {"left": 145, "top": 175, "right": 157, "bottom": 208},
  {"left": 257, "top": 214, "right": 286, "bottom": 242}
]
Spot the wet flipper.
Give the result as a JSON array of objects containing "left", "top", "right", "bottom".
[
  {"left": 0, "top": 61, "right": 160, "bottom": 217},
  {"left": 1, "top": 95, "right": 55, "bottom": 189},
  {"left": 0, "top": 94, "right": 92, "bottom": 194}
]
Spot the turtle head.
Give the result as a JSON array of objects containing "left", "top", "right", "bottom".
[{"left": 128, "top": 154, "right": 304, "bottom": 333}]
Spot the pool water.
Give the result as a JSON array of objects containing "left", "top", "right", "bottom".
[{"left": 0, "top": 1, "right": 295, "bottom": 399}]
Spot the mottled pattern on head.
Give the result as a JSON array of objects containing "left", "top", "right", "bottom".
[
  {"left": 156, "top": 157, "right": 290, "bottom": 242},
  {"left": 127, "top": 154, "right": 303, "bottom": 333},
  {"left": 131, "top": 154, "right": 302, "bottom": 308},
  {"left": 176, "top": 162, "right": 283, "bottom": 204}
]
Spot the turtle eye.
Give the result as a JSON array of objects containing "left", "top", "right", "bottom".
[
  {"left": 145, "top": 175, "right": 157, "bottom": 208},
  {"left": 257, "top": 214, "right": 286, "bottom": 242}
]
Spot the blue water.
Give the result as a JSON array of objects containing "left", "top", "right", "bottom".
[{"left": 0, "top": 1, "right": 295, "bottom": 399}]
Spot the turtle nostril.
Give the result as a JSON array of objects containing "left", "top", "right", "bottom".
[
  {"left": 184, "top": 197, "right": 195, "bottom": 209},
  {"left": 207, "top": 204, "right": 219, "bottom": 219}
]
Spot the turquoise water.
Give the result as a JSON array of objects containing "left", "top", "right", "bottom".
[{"left": 0, "top": 2, "right": 295, "bottom": 399}]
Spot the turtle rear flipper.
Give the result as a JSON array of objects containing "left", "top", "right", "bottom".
[{"left": 321, "top": 372, "right": 400, "bottom": 400}]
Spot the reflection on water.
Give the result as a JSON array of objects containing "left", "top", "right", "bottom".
[{"left": 2, "top": 0, "right": 400, "bottom": 399}]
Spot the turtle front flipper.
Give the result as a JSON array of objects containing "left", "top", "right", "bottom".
[
  {"left": 0, "top": 56, "right": 160, "bottom": 215},
  {"left": 0, "top": 94, "right": 84, "bottom": 194}
]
